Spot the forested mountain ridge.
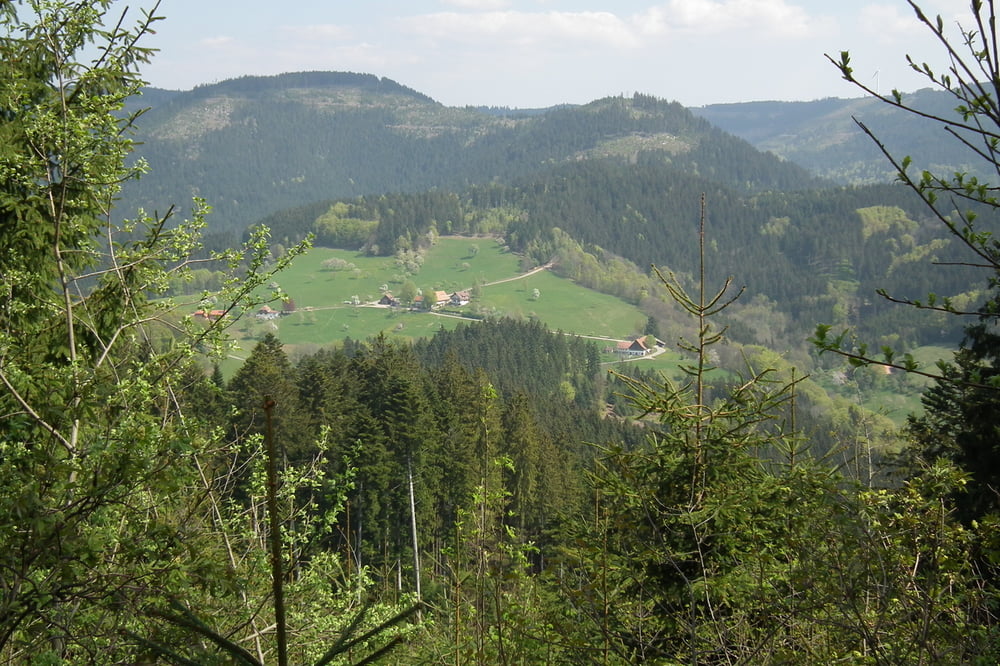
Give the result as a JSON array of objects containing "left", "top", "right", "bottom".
[
  {"left": 694, "top": 88, "right": 985, "bottom": 184},
  {"left": 120, "top": 71, "right": 821, "bottom": 234}
]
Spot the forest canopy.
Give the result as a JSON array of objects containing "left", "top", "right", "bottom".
[{"left": 2, "top": 0, "right": 1000, "bottom": 663}]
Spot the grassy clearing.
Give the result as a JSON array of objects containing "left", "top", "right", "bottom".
[
  {"left": 864, "top": 344, "right": 953, "bottom": 425},
  {"left": 268, "top": 248, "right": 393, "bottom": 307},
  {"left": 478, "top": 271, "right": 647, "bottom": 340},
  {"left": 268, "top": 238, "right": 520, "bottom": 312},
  {"left": 226, "top": 237, "right": 653, "bottom": 351},
  {"left": 415, "top": 238, "right": 520, "bottom": 290},
  {"left": 234, "top": 304, "right": 464, "bottom": 346}
]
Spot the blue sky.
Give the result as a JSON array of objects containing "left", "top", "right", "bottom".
[{"left": 137, "top": 0, "right": 972, "bottom": 108}]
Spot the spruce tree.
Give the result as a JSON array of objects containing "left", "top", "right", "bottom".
[{"left": 228, "top": 332, "right": 311, "bottom": 461}]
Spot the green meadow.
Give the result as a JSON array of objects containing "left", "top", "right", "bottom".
[
  {"left": 266, "top": 238, "right": 518, "bottom": 309},
  {"left": 257, "top": 239, "right": 514, "bottom": 308},
  {"left": 479, "top": 271, "right": 647, "bottom": 339},
  {"left": 220, "top": 237, "right": 658, "bottom": 365},
  {"left": 212, "top": 235, "right": 942, "bottom": 422}
]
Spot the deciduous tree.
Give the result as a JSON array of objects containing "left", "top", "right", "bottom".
[
  {"left": 818, "top": 0, "right": 1000, "bottom": 528},
  {"left": 0, "top": 2, "right": 308, "bottom": 658}
]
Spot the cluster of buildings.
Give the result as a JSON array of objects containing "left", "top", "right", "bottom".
[
  {"left": 198, "top": 295, "right": 657, "bottom": 363},
  {"left": 378, "top": 290, "right": 471, "bottom": 309},
  {"left": 194, "top": 305, "right": 284, "bottom": 321}
]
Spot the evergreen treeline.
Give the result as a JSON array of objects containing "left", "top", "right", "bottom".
[{"left": 217, "top": 321, "right": 640, "bottom": 578}]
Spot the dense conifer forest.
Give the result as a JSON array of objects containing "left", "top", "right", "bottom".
[
  {"left": 4, "top": 2, "right": 1000, "bottom": 664},
  {"left": 120, "top": 82, "right": 821, "bottom": 236}
]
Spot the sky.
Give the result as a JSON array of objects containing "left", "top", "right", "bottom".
[{"left": 136, "top": 0, "right": 975, "bottom": 108}]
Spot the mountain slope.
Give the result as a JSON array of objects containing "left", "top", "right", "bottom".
[
  {"left": 693, "top": 88, "right": 986, "bottom": 184},
  {"left": 119, "top": 72, "right": 820, "bottom": 233},
  {"left": 120, "top": 71, "right": 984, "bottom": 352}
]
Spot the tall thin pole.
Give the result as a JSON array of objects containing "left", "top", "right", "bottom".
[
  {"left": 263, "top": 397, "right": 288, "bottom": 666},
  {"left": 408, "top": 456, "right": 422, "bottom": 612}
]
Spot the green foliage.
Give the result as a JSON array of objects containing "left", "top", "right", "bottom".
[
  {"left": 0, "top": 3, "right": 317, "bottom": 659},
  {"left": 398, "top": 279, "right": 418, "bottom": 306},
  {"left": 122, "top": 88, "right": 818, "bottom": 234},
  {"left": 313, "top": 201, "right": 380, "bottom": 249},
  {"left": 10, "top": 2, "right": 1000, "bottom": 662},
  {"left": 135, "top": 426, "right": 420, "bottom": 665},
  {"left": 553, "top": 197, "right": 998, "bottom": 663},
  {"left": 857, "top": 204, "right": 918, "bottom": 239},
  {"left": 0, "top": 1, "right": 179, "bottom": 654},
  {"left": 413, "top": 457, "right": 560, "bottom": 664},
  {"left": 228, "top": 332, "right": 312, "bottom": 459},
  {"left": 823, "top": 1, "right": 1000, "bottom": 535}
]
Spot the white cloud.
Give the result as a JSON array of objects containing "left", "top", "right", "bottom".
[
  {"left": 401, "top": 10, "right": 639, "bottom": 49},
  {"left": 637, "top": 0, "right": 818, "bottom": 38},
  {"left": 401, "top": 1, "right": 823, "bottom": 56},
  {"left": 259, "top": 39, "right": 417, "bottom": 77},
  {"left": 857, "top": 4, "right": 924, "bottom": 44},
  {"left": 858, "top": 1, "right": 982, "bottom": 45}
]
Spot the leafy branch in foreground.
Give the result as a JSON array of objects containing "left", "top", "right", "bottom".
[
  {"left": 820, "top": 0, "right": 1000, "bottom": 386},
  {"left": 0, "top": 1, "right": 316, "bottom": 660},
  {"left": 826, "top": 0, "right": 1000, "bottom": 556}
]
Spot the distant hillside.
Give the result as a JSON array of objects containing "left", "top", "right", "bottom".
[
  {"left": 118, "top": 72, "right": 820, "bottom": 234},
  {"left": 251, "top": 154, "right": 980, "bottom": 354},
  {"left": 119, "top": 71, "right": 988, "bottom": 354},
  {"left": 693, "top": 88, "right": 987, "bottom": 184}
]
